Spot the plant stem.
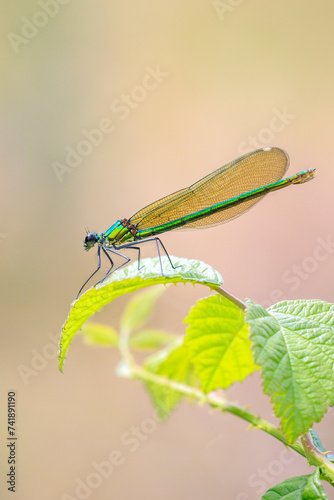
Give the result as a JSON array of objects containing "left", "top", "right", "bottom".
[
  {"left": 214, "top": 286, "right": 246, "bottom": 310},
  {"left": 301, "top": 433, "right": 334, "bottom": 484},
  {"left": 128, "top": 362, "right": 305, "bottom": 457}
]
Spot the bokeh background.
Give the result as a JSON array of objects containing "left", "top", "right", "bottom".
[{"left": 1, "top": 1, "right": 334, "bottom": 498}]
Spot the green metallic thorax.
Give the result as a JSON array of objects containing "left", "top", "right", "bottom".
[{"left": 103, "top": 219, "right": 136, "bottom": 246}]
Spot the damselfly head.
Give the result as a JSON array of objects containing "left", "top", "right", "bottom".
[{"left": 83, "top": 232, "right": 99, "bottom": 251}]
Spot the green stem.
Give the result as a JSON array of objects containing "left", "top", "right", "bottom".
[
  {"left": 128, "top": 362, "right": 305, "bottom": 457},
  {"left": 214, "top": 286, "right": 246, "bottom": 310},
  {"left": 119, "top": 328, "right": 133, "bottom": 367}
]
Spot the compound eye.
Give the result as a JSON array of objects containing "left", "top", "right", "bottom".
[
  {"left": 85, "top": 233, "right": 95, "bottom": 243},
  {"left": 84, "top": 232, "right": 98, "bottom": 250}
]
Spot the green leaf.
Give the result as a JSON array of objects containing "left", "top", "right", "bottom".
[
  {"left": 184, "top": 294, "right": 257, "bottom": 393},
  {"left": 120, "top": 286, "right": 166, "bottom": 333},
  {"left": 144, "top": 338, "right": 196, "bottom": 420},
  {"left": 80, "top": 322, "right": 119, "bottom": 347},
  {"left": 59, "top": 257, "right": 223, "bottom": 372},
  {"left": 308, "top": 429, "right": 326, "bottom": 454},
  {"left": 303, "top": 430, "right": 334, "bottom": 465},
  {"left": 129, "top": 329, "right": 177, "bottom": 350},
  {"left": 246, "top": 299, "right": 334, "bottom": 443},
  {"left": 261, "top": 469, "right": 327, "bottom": 499}
]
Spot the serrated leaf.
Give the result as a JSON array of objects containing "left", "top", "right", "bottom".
[
  {"left": 129, "top": 329, "right": 177, "bottom": 350},
  {"left": 261, "top": 469, "right": 327, "bottom": 499},
  {"left": 144, "top": 338, "right": 196, "bottom": 420},
  {"left": 80, "top": 322, "right": 119, "bottom": 346},
  {"left": 120, "top": 286, "right": 166, "bottom": 333},
  {"left": 184, "top": 294, "right": 257, "bottom": 393},
  {"left": 246, "top": 299, "right": 334, "bottom": 443},
  {"left": 59, "top": 256, "right": 223, "bottom": 371}
]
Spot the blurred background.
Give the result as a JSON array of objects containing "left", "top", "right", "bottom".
[{"left": 1, "top": 1, "right": 334, "bottom": 498}]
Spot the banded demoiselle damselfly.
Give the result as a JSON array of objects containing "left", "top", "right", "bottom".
[{"left": 78, "top": 147, "right": 315, "bottom": 295}]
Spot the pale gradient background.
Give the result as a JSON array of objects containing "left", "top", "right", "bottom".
[{"left": 1, "top": 1, "right": 334, "bottom": 499}]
